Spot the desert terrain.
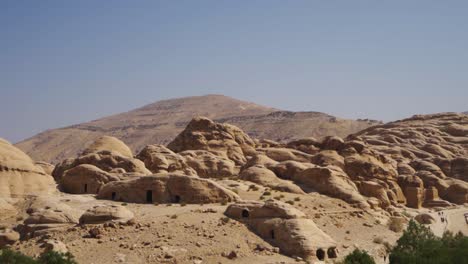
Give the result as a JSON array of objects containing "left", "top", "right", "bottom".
[{"left": 1, "top": 98, "right": 467, "bottom": 264}]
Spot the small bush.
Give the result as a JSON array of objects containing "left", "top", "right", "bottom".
[
  {"left": 121, "top": 203, "right": 128, "bottom": 206},
  {"left": 294, "top": 197, "right": 301, "bottom": 202},
  {"left": 0, "top": 249, "right": 77, "bottom": 264},
  {"left": 0, "top": 249, "right": 36, "bottom": 264},
  {"left": 373, "top": 236, "right": 384, "bottom": 244},
  {"left": 285, "top": 200, "right": 294, "bottom": 205},
  {"left": 343, "top": 249, "right": 375, "bottom": 264},
  {"left": 170, "top": 214, "right": 178, "bottom": 219},
  {"left": 38, "top": 251, "right": 78, "bottom": 264},
  {"left": 263, "top": 191, "right": 271, "bottom": 196},
  {"left": 221, "top": 200, "right": 228, "bottom": 206},
  {"left": 180, "top": 202, "right": 187, "bottom": 207}
]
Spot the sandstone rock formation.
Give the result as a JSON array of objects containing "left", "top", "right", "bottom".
[
  {"left": 97, "top": 174, "right": 239, "bottom": 204},
  {"left": 52, "top": 136, "right": 151, "bottom": 184},
  {"left": 79, "top": 205, "right": 134, "bottom": 224},
  {"left": 349, "top": 113, "right": 468, "bottom": 205},
  {"left": 0, "top": 138, "right": 56, "bottom": 205},
  {"left": 60, "top": 164, "right": 120, "bottom": 194},
  {"left": 239, "top": 165, "right": 305, "bottom": 194},
  {"left": 225, "top": 200, "right": 338, "bottom": 262},
  {"left": 180, "top": 150, "right": 237, "bottom": 178},
  {"left": 167, "top": 117, "right": 256, "bottom": 165},
  {"left": 136, "top": 145, "right": 196, "bottom": 176}
]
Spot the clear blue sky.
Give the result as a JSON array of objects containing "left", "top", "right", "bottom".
[{"left": 1, "top": 1, "right": 467, "bottom": 143}]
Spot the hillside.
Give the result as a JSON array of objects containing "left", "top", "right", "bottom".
[{"left": 15, "top": 95, "right": 380, "bottom": 163}]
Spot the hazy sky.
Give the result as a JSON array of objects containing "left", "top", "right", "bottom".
[{"left": 1, "top": 1, "right": 467, "bottom": 143}]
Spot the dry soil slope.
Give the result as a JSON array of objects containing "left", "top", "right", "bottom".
[{"left": 16, "top": 95, "right": 379, "bottom": 164}]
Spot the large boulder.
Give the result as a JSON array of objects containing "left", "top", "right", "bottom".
[
  {"left": 97, "top": 174, "right": 240, "bottom": 204},
  {"left": 167, "top": 117, "right": 255, "bottom": 165},
  {"left": 225, "top": 200, "right": 338, "bottom": 262},
  {"left": 136, "top": 145, "right": 196, "bottom": 176},
  {"left": 79, "top": 205, "right": 134, "bottom": 224}
]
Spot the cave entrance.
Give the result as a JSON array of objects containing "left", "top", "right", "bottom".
[
  {"left": 327, "top": 247, "right": 337, "bottom": 259},
  {"left": 146, "top": 190, "right": 153, "bottom": 203},
  {"left": 174, "top": 195, "right": 181, "bottom": 203},
  {"left": 111, "top": 192, "right": 116, "bottom": 201},
  {"left": 242, "top": 209, "right": 250, "bottom": 218},
  {"left": 84, "top": 184, "right": 88, "bottom": 193},
  {"left": 316, "top": 249, "right": 325, "bottom": 261},
  {"left": 270, "top": 230, "right": 275, "bottom": 240}
]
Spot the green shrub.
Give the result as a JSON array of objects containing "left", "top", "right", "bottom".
[
  {"left": 0, "top": 249, "right": 77, "bottom": 264},
  {"left": 38, "top": 251, "right": 78, "bottom": 264},
  {"left": 343, "top": 249, "right": 376, "bottom": 264},
  {"left": 0, "top": 248, "right": 37, "bottom": 264},
  {"left": 389, "top": 220, "right": 468, "bottom": 264}
]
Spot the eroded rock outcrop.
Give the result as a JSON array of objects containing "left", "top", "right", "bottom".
[
  {"left": 97, "top": 174, "right": 239, "bottom": 204},
  {"left": 180, "top": 150, "right": 237, "bottom": 178},
  {"left": 167, "top": 117, "right": 256, "bottom": 165},
  {"left": 53, "top": 136, "right": 151, "bottom": 189},
  {"left": 225, "top": 200, "right": 338, "bottom": 262},
  {"left": 136, "top": 145, "right": 196, "bottom": 176},
  {"left": 79, "top": 204, "right": 134, "bottom": 224},
  {"left": 0, "top": 138, "right": 56, "bottom": 205}
]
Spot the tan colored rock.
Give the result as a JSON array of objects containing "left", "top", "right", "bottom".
[
  {"left": 271, "top": 160, "right": 314, "bottom": 180},
  {"left": 0, "top": 229, "right": 20, "bottom": 248},
  {"left": 52, "top": 137, "right": 151, "bottom": 181},
  {"left": 311, "top": 150, "right": 345, "bottom": 169},
  {"left": 321, "top": 136, "right": 345, "bottom": 151},
  {"left": 60, "top": 164, "right": 120, "bottom": 194},
  {"left": 444, "top": 179, "right": 468, "bottom": 204},
  {"left": 43, "top": 239, "right": 68, "bottom": 254},
  {"left": 136, "top": 145, "right": 196, "bottom": 176},
  {"left": 79, "top": 205, "right": 134, "bottom": 224},
  {"left": 0, "top": 138, "right": 56, "bottom": 199},
  {"left": 82, "top": 136, "right": 133, "bottom": 158},
  {"left": 98, "top": 174, "right": 239, "bottom": 204},
  {"left": 295, "top": 166, "right": 368, "bottom": 208},
  {"left": 286, "top": 138, "right": 320, "bottom": 155},
  {"left": 180, "top": 150, "right": 237, "bottom": 178},
  {"left": 356, "top": 181, "right": 392, "bottom": 208},
  {"left": 35, "top": 161, "right": 55, "bottom": 175},
  {"left": 239, "top": 166, "right": 305, "bottom": 194},
  {"left": 225, "top": 200, "right": 338, "bottom": 262},
  {"left": 344, "top": 153, "right": 397, "bottom": 181},
  {"left": 167, "top": 117, "right": 255, "bottom": 165},
  {"left": 257, "top": 147, "right": 313, "bottom": 163},
  {"left": 414, "top": 213, "right": 436, "bottom": 225}
]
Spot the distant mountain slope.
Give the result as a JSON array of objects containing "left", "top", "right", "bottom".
[{"left": 15, "top": 95, "right": 380, "bottom": 163}]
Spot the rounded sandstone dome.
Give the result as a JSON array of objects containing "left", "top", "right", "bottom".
[{"left": 82, "top": 136, "right": 133, "bottom": 158}]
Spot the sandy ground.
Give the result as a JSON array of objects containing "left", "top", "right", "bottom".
[{"left": 4, "top": 180, "right": 467, "bottom": 264}]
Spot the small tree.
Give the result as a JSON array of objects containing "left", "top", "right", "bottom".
[
  {"left": 390, "top": 220, "right": 468, "bottom": 264},
  {"left": 343, "top": 249, "right": 376, "bottom": 264},
  {"left": 0, "top": 248, "right": 37, "bottom": 264}
]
